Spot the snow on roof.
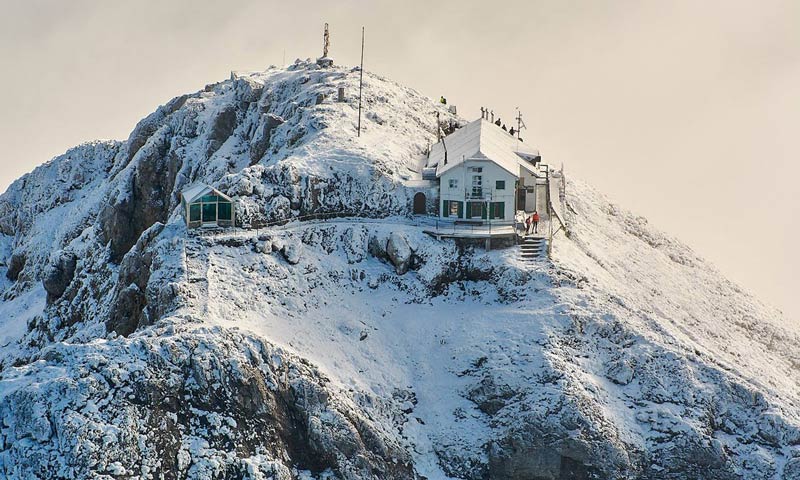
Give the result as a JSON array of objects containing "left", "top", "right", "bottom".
[
  {"left": 181, "top": 183, "right": 233, "bottom": 204},
  {"left": 517, "top": 157, "right": 541, "bottom": 176},
  {"left": 428, "top": 118, "right": 540, "bottom": 178}
]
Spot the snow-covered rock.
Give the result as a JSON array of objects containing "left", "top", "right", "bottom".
[
  {"left": 0, "top": 324, "right": 414, "bottom": 479},
  {"left": 605, "top": 358, "right": 635, "bottom": 385},
  {"left": 386, "top": 232, "right": 413, "bottom": 274},
  {"left": 281, "top": 240, "right": 302, "bottom": 265},
  {"left": 254, "top": 239, "right": 272, "bottom": 254}
]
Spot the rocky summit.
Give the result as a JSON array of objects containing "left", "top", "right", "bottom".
[{"left": 0, "top": 60, "right": 798, "bottom": 479}]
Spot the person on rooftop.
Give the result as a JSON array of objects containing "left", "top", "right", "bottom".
[{"left": 440, "top": 96, "right": 447, "bottom": 105}]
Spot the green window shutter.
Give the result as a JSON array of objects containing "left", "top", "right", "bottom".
[
  {"left": 218, "top": 201, "right": 232, "bottom": 221},
  {"left": 457, "top": 201, "right": 463, "bottom": 219},
  {"left": 442, "top": 200, "right": 447, "bottom": 216},
  {"left": 491, "top": 202, "right": 504, "bottom": 219},
  {"left": 481, "top": 203, "right": 487, "bottom": 220},
  {"left": 189, "top": 204, "right": 201, "bottom": 222}
]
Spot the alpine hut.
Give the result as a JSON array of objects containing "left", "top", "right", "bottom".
[
  {"left": 181, "top": 183, "right": 235, "bottom": 228},
  {"left": 425, "top": 118, "right": 543, "bottom": 221}
]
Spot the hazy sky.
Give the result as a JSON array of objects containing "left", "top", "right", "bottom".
[{"left": 1, "top": 0, "right": 797, "bottom": 320}]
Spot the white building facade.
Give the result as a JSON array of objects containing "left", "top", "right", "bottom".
[
  {"left": 439, "top": 160, "right": 517, "bottom": 220},
  {"left": 426, "top": 118, "right": 543, "bottom": 221}
]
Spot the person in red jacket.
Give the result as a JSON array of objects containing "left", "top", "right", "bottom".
[{"left": 531, "top": 211, "right": 541, "bottom": 234}]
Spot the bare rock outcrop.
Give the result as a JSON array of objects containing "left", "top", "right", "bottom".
[
  {"left": 42, "top": 250, "right": 77, "bottom": 301},
  {"left": 206, "top": 105, "right": 238, "bottom": 157},
  {"left": 5, "top": 252, "right": 25, "bottom": 281},
  {"left": 100, "top": 126, "right": 181, "bottom": 263},
  {"left": 249, "top": 113, "right": 285, "bottom": 165},
  {"left": 125, "top": 94, "right": 188, "bottom": 165},
  {"left": 106, "top": 222, "right": 174, "bottom": 336}
]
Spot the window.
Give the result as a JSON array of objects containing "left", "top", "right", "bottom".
[
  {"left": 495, "top": 180, "right": 505, "bottom": 190},
  {"left": 471, "top": 175, "right": 482, "bottom": 198},
  {"left": 202, "top": 202, "right": 217, "bottom": 223},
  {"left": 469, "top": 167, "right": 483, "bottom": 173},
  {"left": 448, "top": 178, "right": 458, "bottom": 189},
  {"left": 469, "top": 202, "right": 484, "bottom": 219},
  {"left": 218, "top": 201, "right": 232, "bottom": 221},
  {"left": 490, "top": 202, "right": 505, "bottom": 219},
  {"left": 189, "top": 204, "right": 201, "bottom": 222},
  {"left": 200, "top": 194, "right": 219, "bottom": 203},
  {"left": 449, "top": 201, "right": 459, "bottom": 217},
  {"left": 444, "top": 200, "right": 462, "bottom": 218}
]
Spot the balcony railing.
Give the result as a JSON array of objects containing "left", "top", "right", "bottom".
[
  {"left": 459, "top": 188, "right": 516, "bottom": 201},
  {"left": 466, "top": 189, "right": 486, "bottom": 200},
  {"left": 412, "top": 214, "right": 523, "bottom": 237}
]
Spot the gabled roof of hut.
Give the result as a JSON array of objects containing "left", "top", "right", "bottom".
[
  {"left": 427, "top": 118, "right": 541, "bottom": 178},
  {"left": 181, "top": 183, "right": 233, "bottom": 204}
]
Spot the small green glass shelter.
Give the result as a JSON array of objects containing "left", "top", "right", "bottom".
[{"left": 181, "top": 183, "right": 235, "bottom": 228}]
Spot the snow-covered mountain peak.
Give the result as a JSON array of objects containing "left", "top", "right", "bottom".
[{"left": 0, "top": 61, "right": 798, "bottom": 480}]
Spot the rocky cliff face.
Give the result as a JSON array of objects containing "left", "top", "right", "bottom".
[
  {"left": 0, "top": 325, "right": 414, "bottom": 480},
  {"left": 0, "top": 62, "right": 798, "bottom": 480}
]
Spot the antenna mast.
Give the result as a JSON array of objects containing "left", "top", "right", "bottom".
[
  {"left": 357, "top": 26, "right": 365, "bottom": 137},
  {"left": 323, "top": 23, "right": 330, "bottom": 58},
  {"left": 515, "top": 108, "right": 526, "bottom": 141}
]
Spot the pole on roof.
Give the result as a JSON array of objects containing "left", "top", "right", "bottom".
[
  {"left": 515, "top": 108, "right": 526, "bottom": 142},
  {"left": 357, "top": 26, "right": 365, "bottom": 137}
]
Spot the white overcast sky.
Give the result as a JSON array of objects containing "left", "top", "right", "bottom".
[{"left": 0, "top": 0, "right": 798, "bottom": 320}]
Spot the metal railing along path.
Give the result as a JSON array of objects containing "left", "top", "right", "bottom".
[{"left": 189, "top": 212, "right": 527, "bottom": 240}]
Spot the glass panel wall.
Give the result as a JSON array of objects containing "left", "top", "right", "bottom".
[
  {"left": 218, "top": 202, "right": 232, "bottom": 221},
  {"left": 202, "top": 202, "right": 217, "bottom": 223},
  {"left": 189, "top": 204, "right": 201, "bottom": 222},
  {"left": 186, "top": 190, "right": 233, "bottom": 227}
]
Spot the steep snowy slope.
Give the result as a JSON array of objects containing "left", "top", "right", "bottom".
[{"left": 0, "top": 60, "right": 798, "bottom": 480}]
